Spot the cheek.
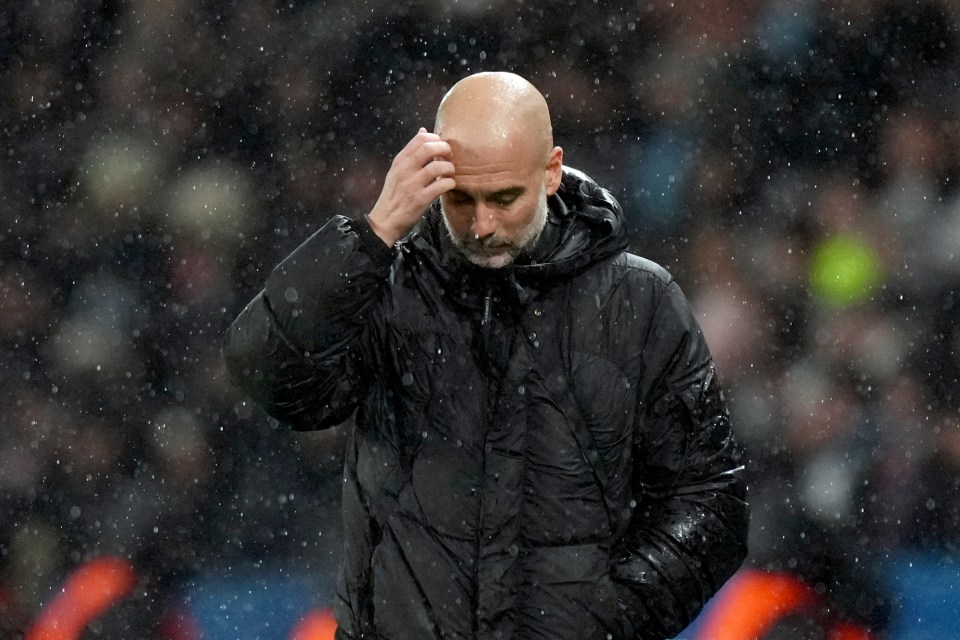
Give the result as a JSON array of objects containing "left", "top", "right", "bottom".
[
  {"left": 503, "top": 201, "right": 538, "bottom": 231},
  {"left": 441, "top": 205, "right": 471, "bottom": 236}
]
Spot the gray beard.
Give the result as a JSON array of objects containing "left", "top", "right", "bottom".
[{"left": 442, "top": 190, "right": 549, "bottom": 269}]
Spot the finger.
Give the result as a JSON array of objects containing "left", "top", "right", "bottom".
[
  {"left": 413, "top": 140, "right": 452, "bottom": 166},
  {"left": 400, "top": 129, "right": 437, "bottom": 152},
  {"left": 423, "top": 176, "right": 456, "bottom": 201},
  {"left": 419, "top": 160, "right": 456, "bottom": 185},
  {"left": 396, "top": 131, "right": 442, "bottom": 164},
  {"left": 415, "top": 128, "right": 440, "bottom": 143}
]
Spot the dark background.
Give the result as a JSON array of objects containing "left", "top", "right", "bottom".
[{"left": 2, "top": 0, "right": 959, "bottom": 637}]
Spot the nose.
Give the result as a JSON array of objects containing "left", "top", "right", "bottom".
[{"left": 470, "top": 204, "right": 497, "bottom": 239}]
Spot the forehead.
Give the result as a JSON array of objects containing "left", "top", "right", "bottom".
[
  {"left": 444, "top": 136, "right": 541, "bottom": 191},
  {"left": 452, "top": 161, "right": 528, "bottom": 191}
]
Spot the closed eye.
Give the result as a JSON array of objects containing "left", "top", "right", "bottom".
[
  {"left": 446, "top": 186, "right": 525, "bottom": 206},
  {"left": 446, "top": 191, "right": 473, "bottom": 205},
  {"left": 488, "top": 187, "right": 525, "bottom": 207},
  {"left": 491, "top": 194, "right": 519, "bottom": 206}
]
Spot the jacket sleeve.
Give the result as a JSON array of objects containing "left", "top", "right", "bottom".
[
  {"left": 612, "top": 278, "right": 749, "bottom": 640},
  {"left": 223, "top": 215, "right": 394, "bottom": 430}
]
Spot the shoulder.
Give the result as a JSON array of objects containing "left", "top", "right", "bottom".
[
  {"left": 567, "top": 251, "right": 677, "bottom": 322},
  {"left": 607, "top": 251, "right": 674, "bottom": 288}
]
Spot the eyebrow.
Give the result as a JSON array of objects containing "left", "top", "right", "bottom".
[{"left": 449, "top": 186, "right": 526, "bottom": 201}]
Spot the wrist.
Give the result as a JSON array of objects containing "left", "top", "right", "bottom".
[{"left": 366, "top": 210, "right": 405, "bottom": 246}]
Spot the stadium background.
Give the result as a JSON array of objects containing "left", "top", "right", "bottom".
[{"left": 1, "top": 0, "right": 959, "bottom": 637}]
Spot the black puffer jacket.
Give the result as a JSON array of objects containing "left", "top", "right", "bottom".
[{"left": 224, "top": 169, "right": 748, "bottom": 640}]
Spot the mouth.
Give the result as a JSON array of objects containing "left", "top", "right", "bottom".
[
  {"left": 466, "top": 247, "right": 510, "bottom": 260},
  {"left": 465, "top": 238, "right": 511, "bottom": 253}
]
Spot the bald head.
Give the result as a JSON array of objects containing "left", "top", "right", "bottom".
[
  {"left": 433, "top": 72, "right": 564, "bottom": 269},
  {"left": 434, "top": 72, "right": 554, "bottom": 166}
]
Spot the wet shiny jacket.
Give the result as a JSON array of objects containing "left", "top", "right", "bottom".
[{"left": 224, "top": 169, "right": 748, "bottom": 640}]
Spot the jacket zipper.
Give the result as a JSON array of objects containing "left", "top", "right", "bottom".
[
  {"left": 474, "top": 286, "right": 493, "bottom": 638},
  {"left": 482, "top": 289, "right": 492, "bottom": 326}
]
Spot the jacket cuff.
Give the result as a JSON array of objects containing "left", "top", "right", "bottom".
[{"left": 355, "top": 215, "right": 396, "bottom": 270}]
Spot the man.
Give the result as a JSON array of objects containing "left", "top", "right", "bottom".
[{"left": 224, "top": 71, "right": 748, "bottom": 640}]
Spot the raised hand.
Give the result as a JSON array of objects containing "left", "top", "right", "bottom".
[{"left": 367, "top": 128, "right": 456, "bottom": 246}]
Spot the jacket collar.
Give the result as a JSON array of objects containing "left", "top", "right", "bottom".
[{"left": 401, "top": 167, "right": 628, "bottom": 309}]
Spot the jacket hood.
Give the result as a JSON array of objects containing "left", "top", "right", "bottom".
[{"left": 402, "top": 167, "right": 628, "bottom": 306}]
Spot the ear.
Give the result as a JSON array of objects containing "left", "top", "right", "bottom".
[{"left": 544, "top": 146, "right": 563, "bottom": 196}]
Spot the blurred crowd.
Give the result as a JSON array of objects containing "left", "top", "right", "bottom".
[{"left": 1, "top": 0, "right": 959, "bottom": 637}]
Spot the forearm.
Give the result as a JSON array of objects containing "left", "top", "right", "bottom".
[
  {"left": 613, "top": 279, "right": 749, "bottom": 638},
  {"left": 611, "top": 469, "right": 748, "bottom": 639},
  {"left": 263, "top": 215, "right": 393, "bottom": 353},
  {"left": 223, "top": 215, "right": 392, "bottom": 428},
  {"left": 612, "top": 399, "right": 747, "bottom": 639}
]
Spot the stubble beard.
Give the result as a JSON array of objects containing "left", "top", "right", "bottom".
[{"left": 442, "top": 189, "right": 549, "bottom": 269}]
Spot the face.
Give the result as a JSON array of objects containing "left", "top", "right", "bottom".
[
  {"left": 439, "top": 141, "right": 562, "bottom": 269},
  {"left": 442, "top": 186, "right": 549, "bottom": 269}
]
